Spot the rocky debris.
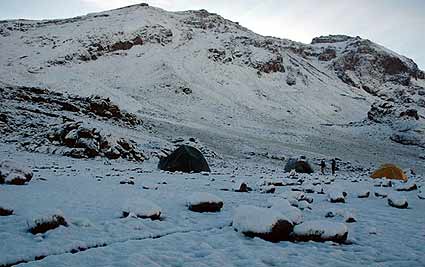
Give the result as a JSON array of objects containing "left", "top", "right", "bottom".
[
  {"left": 418, "top": 190, "right": 425, "bottom": 200},
  {"left": 0, "top": 207, "right": 14, "bottom": 216},
  {"left": 186, "top": 192, "right": 224, "bottom": 213},
  {"left": 182, "top": 9, "right": 244, "bottom": 33},
  {"left": 208, "top": 48, "right": 227, "bottom": 62},
  {"left": 286, "top": 72, "right": 296, "bottom": 86},
  {"left": 395, "top": 182, "right": 417, "bottom": 192},
  {"left": 357, "top": 190, "right": 370, "bottom": 198},
  {"left": 0, "top": 86, "right": 144, "bottom": 161},
  {"left": 120, "top": 179, "right": 135, "bottom": 185},
  {"left": 311, "top": 35, "right": 355, "bottom": 44},
  {"left": 174, "top": 86, "right": 193, "bottom": 95},
  {"left": 328, "top": 190, "right": 345, "bottom": 203},
  {"left": 233, "top": 205, "right": 294, "bottom": 243},
  {"left": 234, "top": 181, "right": 252, "bottom": 192},
  {"left": 344, "top": 213, "right": 357, "bottom": 223},
  {"left": 28, "top": 212, "right": 68, "bottom": 234},
  {"left": 1, "top": 86, "right": 142, "bottom": 127},
  {"left": 63, "top": 25, "right": 172, "bottom": 64},
  {"left": 374, "top": 190, "right": 388, "bottom": 198},
  {"left": 256, "top": 55, "right": 285, "bottom": 74},
  {"left": 122, "top": 199, "right": 162, "bottom": 220},
  {"left": 318, "top": 48, "right": 337, "bottom": 61},
  {"left": 367, "top": 101, "right": 395, "bottom": 123},
  {"left": 387, "top": 193, "right": 408, "bottom": 209},
  {"left": 0, "top": 160, "right": 33, "bottom": 185},
  {"left": 399, "top": 109, "right": 419, "bottom": 120},
  {"left": 260, "top": 185, "right": 276, "bottom": 194},
  {"left": 391, "top": 132, "right": 425, "bottom": 148},
  {"left": 47, "top": 122, "right": 145, "bottom": 161},
  {"left": 87, "top": 96, "right": 140, "bottom": 125},
  {"left": 292, "top": 220, "right": 348, "bottom": 243}
]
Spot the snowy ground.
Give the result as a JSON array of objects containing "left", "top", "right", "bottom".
[{"left": 1, "top": 144, "right": 424, "bottom": 267}]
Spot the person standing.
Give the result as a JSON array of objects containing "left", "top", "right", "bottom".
[
  {"left": 320, "top": 160, "right": 326, "bottom": 175},
  {"left": 331, "top": 159, "right": 337, "bottom": 175}
]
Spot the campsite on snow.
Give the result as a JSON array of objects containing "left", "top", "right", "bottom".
[{"left": 1, "top": 2, "right": 425, "bottom": 267}]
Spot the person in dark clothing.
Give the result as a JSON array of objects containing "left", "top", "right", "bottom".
[
  {"left": 320, "top": 160, "right": 326, "bottom": 175},
  {"left": 331, "top": 159, "right": 337, "bottom": 175}
]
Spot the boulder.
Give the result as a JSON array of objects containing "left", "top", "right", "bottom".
[
  {"left": 234, "top": 181, "right": 252, "bottom": 192},
  {"left": 122, "top": 199, "right": 162, "bottom": 220},
  {"left": 186, "top": 192, "right": 223, "bottom": 212},
  {"left": 233, "top": 205, "right": 293, "bottom": 243},
  {"left": 268, "top": 198, "right": 303, "bottom": 225},
  {"left": 388, "top": 193, "right": 408, "bottom": 209},
  {"left": 292, "top": 220, "right": 348, "bottom": 243},
  {"left": 395, "top": 182, "right": 418, "bottom": 192},
  {"left": 0, "top": 160, "right": 33, "bottom": 185},
  {"left": 28, "top": 211, "right": 68, "bottom": 234},
  {"left": 357, "top": 190, "right": 370, "bottom": 198},
  {"left": 0, "top": 207, "right": 13, "bottom": 216},
  {"left": 328, "top": 190, "right": 345, "bottom": 203}
]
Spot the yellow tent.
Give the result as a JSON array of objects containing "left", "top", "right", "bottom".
[{"left": 370, "top": 164, "right": 408, "bottom": 181}]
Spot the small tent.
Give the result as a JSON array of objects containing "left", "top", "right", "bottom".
[
  {"left": 370, "top": 164, "right": 408, "bottom": 181},
  {"left": 284, "top": 158, "right": 314, "bottom": 174},
  {"left": 158, "top": 145, "right": 211, "bottom": 173}
]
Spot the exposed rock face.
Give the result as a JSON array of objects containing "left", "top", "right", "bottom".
[
  {"left": 399, "top": 109, "right": 419, "bottom": 120},
  {"left": 318, "top": 48, "right": 337, "bottom": 61},
  {"left": 0, "top": 85, "right": 147, "bottom": 161},
  {"left": 48, "top": 122, "right": 145, "bottom": 161},
  {"left": 367, "top": 102, "right": 395, "bottom": 123},
  {"left": 311, "top": 35, "right": 354, "bottom": 44}
]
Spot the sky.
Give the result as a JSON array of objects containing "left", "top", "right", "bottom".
[{"left": 1, "top": 0, "right": 424, "bottom": 69}]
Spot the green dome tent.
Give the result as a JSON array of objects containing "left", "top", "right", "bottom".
[{"left": 158, "top": 145, "right": 211, "bottom": 173}]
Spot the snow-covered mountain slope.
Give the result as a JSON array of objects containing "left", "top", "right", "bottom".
[{"left": 0, "top": 3, "right": 424, "bottom": 171}]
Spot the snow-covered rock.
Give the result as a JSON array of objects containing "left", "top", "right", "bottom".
[
  {"left": 395, "top": 182, "right": 418, "bottom": 192},
  {"left": 186, "top": 192, "right": 223, "bottom": 213},
  {"left": 27, "top": 210, "right": 68, "bottom": 234},
  {"left": 374, "top": 189, "right": 388, "bottom": 198},
  {"left": 260, "top": 185, "right": 276, "bottom": 194},
  {"left": 233, "top": 205, "right": 293, "bottom": 242},
  {"left": 387, "top": 193, "right": 408, "bottom": 209},
  {"left": 0, "top": 206, "right": 13, "bottom": 216},
  {"left": 268, "top": 198, "right": 303, "bottom": 225},
  {"left": 328, "top": 190, "right": 346, "bottom": 203},
  {"left": 357, "top": 189, "right": 370, "bottom": 198},
  {"left": 0, "top": 160, "right": 33, "bottom": 185},
  {"left": 292, "top": 220, "right": 348, "bottom": 243},
  {"left": 233, "top": 181, "right": 251, "bottom": 192},
  {"left": 122, "top": 199, "right": 162, "bottom": 220},
  {"left": 344, "top": 212, "right": 357, "bottom": 223}
]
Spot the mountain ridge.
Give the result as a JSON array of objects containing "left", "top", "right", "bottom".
[{"left": 0, "top": 3, "right": 423, "bottom": 171}]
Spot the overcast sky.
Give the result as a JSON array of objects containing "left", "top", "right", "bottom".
[{"left": 1, "top": 0, "right": 424, "bottom": 69}]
